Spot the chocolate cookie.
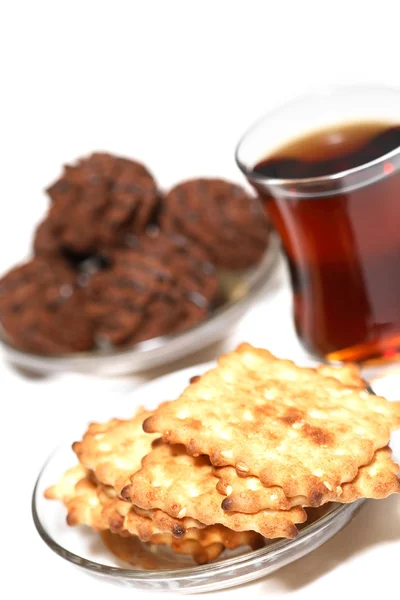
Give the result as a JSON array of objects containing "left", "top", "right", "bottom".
[
  {"left": 122, "top": 229, "right": 219, "bottom": 306},
  {"left": 33, "top": 218, "right": 60, "bottom": 259},
  {"left": 86, "top": 238, "right": 212, "bottom": 348},
  {"left": 33, "top": 217, "right": 99, "bottom": 270},
  {"left": 86, "top": 252, "right": 183, "bottom": 347},
  {"left": 160, "top": 178, "right": 270, "bottom": 269},
  {"left": 44, "top": 152, "right": 160, "bottom": 254},
  {"left": 0, "top": 258, "right": 94, "bottom": 354}
]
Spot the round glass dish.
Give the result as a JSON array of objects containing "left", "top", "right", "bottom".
[
  {"left": 0, "top": 235, "right": 280, "bottom": 376},
  {"left": 32, "top": 360, "right": 367, "bottom": 594},
  {"left": 32, "top": 452, "right": 364, "bottom": 595}
]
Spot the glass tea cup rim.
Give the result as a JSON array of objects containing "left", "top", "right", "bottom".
[{"left": 235, "top": 84, "right": 400, "bottom": 189}]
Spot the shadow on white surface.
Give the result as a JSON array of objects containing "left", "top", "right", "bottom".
[{"left": 264, "top": 494, "right": 400, "bottom": 592}]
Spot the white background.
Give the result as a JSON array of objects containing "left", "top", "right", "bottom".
[{"left": 1, "top": 1, "right": 400, "bottom": 598}]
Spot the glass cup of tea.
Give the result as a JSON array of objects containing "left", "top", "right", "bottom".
[{"left": 236, "top": 85, "right": 400, "bottom": 366}]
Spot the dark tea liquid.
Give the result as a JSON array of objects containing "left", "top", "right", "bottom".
[{"left": 253, "top": 122, "right": 400, "bottom": 363}]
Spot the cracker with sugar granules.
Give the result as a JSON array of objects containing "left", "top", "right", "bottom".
[
  {"left": 216, "top": 446, "right": 400, "bottom": 513},
  {"left": 316, "top": 363, "right": 366, "bottom": 388},
  {"left": 46, "top": 466, "right": 205, "bottom": 540},
  {"left": 143, "top": 344, "right": 400, "bottom": 500},
  {"left": 45, "top": 467, "right": 263, "bottom": 564},
  {"left": 215, "top": 363, "right": 398, "bottom": 513},
  {"left": 45, "top": 465, "right": 108, "bottom": 531},
  {"left": 121, "top": 441, "right": 307, "bottom": 539},
  {"left": 72, "top": 407, "right": 159, "bottom": 494}
]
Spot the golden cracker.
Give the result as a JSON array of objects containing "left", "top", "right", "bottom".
[
  {"left": 45, "top": 465, "right": 107, "bottom": 530},
  {"left": 150, "top": 525, "right": 264, "bottom": 564},
  {"left": 215, "top": 362, "right": 395, "bottom": 513},
  {"left": 102, "top": 525, "right": 263, "bottom": 566},
  {"left": 216, "top": 446, "right": 400, "bottom": 513},
  {"left": 46, "top": 468, "right": 263, "bottom": 564},
  {"left": 316, "top": 363, "right": 366, "bottom": 388},
  {"left": 46, "top": 466, "right": 205, "bottom": 541},
  {"left": 121, "top": 441, "right": 307, "bottom": 539},
  {"left": 72, "top": 407, "right": 159, "bottom": 493},
  {"left": 143, "top": 344, "right": 400, "bottom": 499},
  {"left": 339, "top": 446, "right": 400, "bottom": 502}
]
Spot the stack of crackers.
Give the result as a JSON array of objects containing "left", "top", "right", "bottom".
[{"left": 46, "top": 344, "right": 400, "bottom": 566}]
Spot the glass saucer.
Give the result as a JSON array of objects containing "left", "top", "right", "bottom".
[
  {"left": 32, "top": 449, "right": 364, "bottom": 594},
  {"left": 32, "top": 360, "right": 367, "bottom": 593}
]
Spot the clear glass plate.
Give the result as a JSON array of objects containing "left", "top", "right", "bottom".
[
  {"left": 32, "top": 360, "right": 369, "bottom": 593},
  {"left": 0, "top": 234, "right": 280, "bottom": 377}
]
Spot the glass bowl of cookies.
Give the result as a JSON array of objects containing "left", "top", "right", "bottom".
[
  {"left": 0, "top": 153, "right": 279, "bottom": 375},
  {"left": 32, "top": 346, "right": 400, "bottom": 593}
]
